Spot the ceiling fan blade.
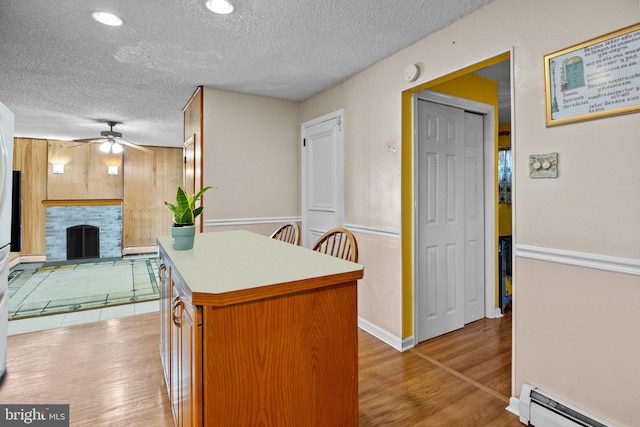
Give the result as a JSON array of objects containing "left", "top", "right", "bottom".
[
  {"left": 72, "top": 137, "right": 107, "bottom": 143},
  {"left": 118, "top": 138, "right": 153, "bottom": 153},
  {"left": 66, "top": 142, "right": 92, "bottom": 149}
]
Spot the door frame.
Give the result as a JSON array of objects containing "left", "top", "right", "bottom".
[
  {"left": 412, "top": 90, "right": 497, "bottom": 345},
  {"left": 301, "top": 109, "right": 345, "bottom": 248}
]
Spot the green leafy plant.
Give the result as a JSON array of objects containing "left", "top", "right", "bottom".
[{"left": 165, "top": 186, "right": 213, "bottom": 226}]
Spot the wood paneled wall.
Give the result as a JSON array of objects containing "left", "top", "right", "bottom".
[
  {"left": 47, "top": 140, "right": 123, "bottom": 200},
  {"left": 13, "top": 139, "right": 48, "bottom": 255},
  {"left": 13, "top": 138, "right": 182, "bottom": 255},
  {"left": 123, "top": 146, "right": 182, "bottom": 247}
]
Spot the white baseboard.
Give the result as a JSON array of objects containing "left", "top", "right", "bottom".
[
  {"left": 358, "top": 316, "right": 412, "bottom": 352},
  {"left": 123, "top": 245, "right": 158, "bottom": 255},
  {"left": 9, "top": 248, "right": 158, "bottom": 267},
  {"left": 10, "top": 254, "right": 46, "bottom": 268},
  {"left": 401, "top": 336, "right": 415, "bottom": 351}
]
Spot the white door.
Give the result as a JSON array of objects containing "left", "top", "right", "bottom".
[
  {"left": 301, "top": 110, "right": 344, "bottom": 248},
  {"left": 463, "top": 112, "right": 485, "bottom": 324},
  {"left": 416, "top": 100, "right": 484, "bottom": 342}
]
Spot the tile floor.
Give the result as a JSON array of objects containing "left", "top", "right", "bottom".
[
  {"left": 7, "top": 255, "right": 160, "bottom": 336},
  {"left": 8, "top": 300, "right": 159, "bottom": 336},
  {"left": 9, "top": 257, "right": 159, "bottom": 320}
]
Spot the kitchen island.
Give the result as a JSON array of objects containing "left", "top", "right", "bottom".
[{"left": 157, "top": 230, "right": 364, "bottom": 427}]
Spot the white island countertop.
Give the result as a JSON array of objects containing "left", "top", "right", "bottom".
[{"left": 157, "top": 230, "right": 364, "bottom": 307}]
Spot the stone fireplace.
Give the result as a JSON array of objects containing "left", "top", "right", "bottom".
[{"left": 43, "top": 199, "right": 123, "bottom": 262}]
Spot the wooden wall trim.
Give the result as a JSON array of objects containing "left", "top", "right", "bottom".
[
  {"left": 42, "top": 199, "right": 123, "bottom": 207},
  {"left": 183, "top": 86, "right": 204, "bottom": 232}
]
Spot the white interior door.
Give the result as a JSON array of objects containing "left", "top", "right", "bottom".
[
  {"left": 416, "top": 100, "right": 484, "bottom": 342},
  {"left": 301, "top": 110, "right": 344, "bottom": 248},
  {"left": 463, "top": 112, "right": 485, "bottom": 324}
]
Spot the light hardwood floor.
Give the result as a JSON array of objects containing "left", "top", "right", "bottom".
[{"left": 0, "top": 311, "right": 521, "bottom": 426}]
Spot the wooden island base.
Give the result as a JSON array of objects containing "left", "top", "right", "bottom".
[{"left": 157, "top": 230, "right": 364, "bottom": 427}]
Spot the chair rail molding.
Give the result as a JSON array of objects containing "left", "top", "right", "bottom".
[
  {"left": 204, "top": 216, "right": 301, "bottom": 227},
  {"left": 344, "top": 223, "right": 400, "bottom": 239},
  {"left": 515, "top": 244, "right": 640, "bottom": 276}
]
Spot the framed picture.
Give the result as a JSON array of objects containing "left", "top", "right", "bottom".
[{"left": 544, "top": 23, "right": 640, "bottom": 126}]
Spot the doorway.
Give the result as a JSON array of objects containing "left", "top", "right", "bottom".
[
  {"left": 401, "top": 52, "right": 513, "bottom": 345},
  {"left": 301, "top": 110, "right": 345, "bottom": 248},
  {"left": 414, "top": 92, "right": 496, "bottom": 343}
]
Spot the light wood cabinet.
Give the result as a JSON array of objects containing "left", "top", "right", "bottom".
[
  {"left": 170, "top": 273, "right": 202, "bottom": 427},
  {"left": 159, "top": 252, "right": 202, "bottom": 427},
  {"left": 158, "top": 260, "right": 171, "bottom": 390},
  {"left": 157, "top": 230, "right": 364, "bottom": 427}
]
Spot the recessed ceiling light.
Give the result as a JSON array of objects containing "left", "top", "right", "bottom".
[
  {"left": 91, "top": 11, "right": 124, "bottom": 27},
  {"left": 205, "top": 0, "right": 234, "bottom": 15}
]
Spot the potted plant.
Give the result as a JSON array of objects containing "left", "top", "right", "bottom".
[{"left": 165, "top": 186, "right": 212, "bottom": 250}]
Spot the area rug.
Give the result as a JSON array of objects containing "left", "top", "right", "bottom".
[{"left": 8, "top": 257, "right": 159, "bottom": 320}]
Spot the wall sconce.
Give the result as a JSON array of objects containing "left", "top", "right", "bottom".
[
  {"left": 52, "top": 164, "right": 65, "bottom": 174},
  {"left": 108, "top": 165, "right": 119, "bottom": 175}
]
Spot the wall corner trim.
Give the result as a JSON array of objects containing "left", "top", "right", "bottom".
[
  {"left": 506, "top": 396, "right": 521, "bottom": 418},
  {"left": 515, "top": 244, "right": 640, "bottom": 276}
]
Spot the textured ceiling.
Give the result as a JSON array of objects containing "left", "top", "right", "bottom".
[{"left": 0, "top": 0, "right": 496, "bottom": 148}]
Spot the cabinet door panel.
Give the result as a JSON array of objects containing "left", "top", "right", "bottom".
[
  {"left": 171, "top": 274, "right": 202, "bottom": 427},
  {"left": 171, "top": 284, "right": 182, "bottom": 425},
  {"left": 180, "top": 303, "right": 195, "bottom": 427}
]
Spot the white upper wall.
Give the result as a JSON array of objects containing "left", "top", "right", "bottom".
[
  {"left": 303, "top": 0, "right": 640, "bottom": 258},
  {"left": 202, "top": 87, "right": 300, "bottom": 221},
  {"left": 301, "top": 0, "right": 640, "bottom": 425}
]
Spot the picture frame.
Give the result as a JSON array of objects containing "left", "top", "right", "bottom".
[{"left": 544, "top": 23, "right": 640, "bottom": 126}]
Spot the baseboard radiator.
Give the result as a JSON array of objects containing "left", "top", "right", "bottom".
[{"left": 518, "top": 384, "right": 615, "bottom": 427}]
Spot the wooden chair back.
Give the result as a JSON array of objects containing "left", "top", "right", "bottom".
[
  {"left": 270, "top": 223, "right": 301, "bottom": 246},
  {"left": 312, "top": 227, "right": 358, "bottom": 263}
]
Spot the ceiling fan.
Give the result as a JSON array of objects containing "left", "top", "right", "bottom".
[{"left": 72, "top": 121, "right": 152, "bottom": 153}]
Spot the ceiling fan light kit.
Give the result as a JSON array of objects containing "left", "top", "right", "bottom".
[{"left": 99, "top": 141, "right": 123, "bottom": 154}]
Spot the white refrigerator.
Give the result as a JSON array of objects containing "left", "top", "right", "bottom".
[{"left": 0, "top": 100, "right": 14, "bottom": 379}]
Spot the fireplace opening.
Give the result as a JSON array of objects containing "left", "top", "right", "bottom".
[{"left": 67, "top": 225, "right": 100, "bottom": 260}]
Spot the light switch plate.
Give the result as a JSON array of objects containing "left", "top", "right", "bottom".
[{"left": 529, "top": 153, "right": 558, "bottom": 178}]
